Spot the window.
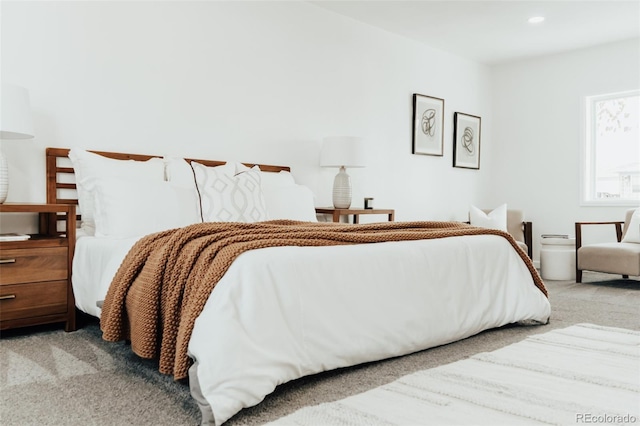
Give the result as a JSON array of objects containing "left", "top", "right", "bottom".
[{"left": 582, "top": 90, "right": 640, "bottom": 205}]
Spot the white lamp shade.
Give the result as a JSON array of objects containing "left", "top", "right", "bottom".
[
  {"left": 320, "top": 136, "right": 367, "bottom": 168},
  {"left": 1, "top": 84, "right": 35, "bottom": 139},
  {"left": 0, "top": 84, "right": 34, "bottom": 203}
]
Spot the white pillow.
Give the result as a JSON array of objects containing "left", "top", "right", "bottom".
[
  {"left": 164, "top": 157, "right": 236, "bottom": 188},
  {"left": 469, "top": 204, "right": 508, "bottom": 232},
  {"left": 621, "top": 208, "right": 640, "bottom": 243},
  {"left": 192, "top": 162, "right": 268, "bottom": 223},
  {"left": 69, "top": 149, "right": 165, "bottom": 236},
  {"left": 88, "top": 177, "right": 201, "bottom": 238},
  {"left": 259, "top": 170, "right": 296, "bottom": 190},
  {"left": 237, "top": 164, "right": 296, "bottom": 190},
  {"left": 263, "top": 184, "right": 318, "bottom": 222},
  {"left": 164, "top": 157, "right": 197, "bottom": 188}
]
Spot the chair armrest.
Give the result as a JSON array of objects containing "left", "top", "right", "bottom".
[
  {"left": 523, "top": 221, "right": 533, "bottom": 258},
  {"left": 575, "top": 221, "right": 625, "bottom": 249}
]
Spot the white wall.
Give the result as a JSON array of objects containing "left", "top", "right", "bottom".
[
  {"left": 1, "top": 0, "right": 491, "bottom": 233},
  {"left": 489, "top": 38, "right": 640, "bottom": 260}
]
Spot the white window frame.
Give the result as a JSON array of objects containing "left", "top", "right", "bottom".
[{"left": 580, "top": 89, "right": 640, "bottom": 207}]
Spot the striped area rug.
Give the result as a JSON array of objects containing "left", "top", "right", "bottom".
[{"left": 268, "top": 324, "right": 640, "bottom": 425}]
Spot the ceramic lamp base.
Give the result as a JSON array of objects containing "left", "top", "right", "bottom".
[{"left": 332, "top": 166, "right": 352, "bottom": 209}]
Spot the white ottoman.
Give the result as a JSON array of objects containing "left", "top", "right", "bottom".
[{"left": 540, "top": 237, "right": 576, "bottom": 280}]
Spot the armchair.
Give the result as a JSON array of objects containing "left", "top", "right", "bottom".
[{"left": 575, "top": 209, "right": 640, "bottom": 283}]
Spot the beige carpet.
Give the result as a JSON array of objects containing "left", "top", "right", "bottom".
[
  {"left": 266, "top": 323, "right": 640, "bottom": 425},
  {"left": 0, "top": 272, "right": 638, "bottom": 425},
  {"left": 0, "top": 325, "right": 199, "bottom": 425}
]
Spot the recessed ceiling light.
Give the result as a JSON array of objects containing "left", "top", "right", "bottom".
[{"left": 528, "top": 16, "right": 545, "bottom": 24}]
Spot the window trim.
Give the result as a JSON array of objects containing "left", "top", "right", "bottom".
[{"left": 580, "top": 89, "right": 640, "bottom": 207}]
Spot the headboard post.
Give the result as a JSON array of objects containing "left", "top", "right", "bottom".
[{"left": 45, "top": 149, "right": 60, "bottom": 233}]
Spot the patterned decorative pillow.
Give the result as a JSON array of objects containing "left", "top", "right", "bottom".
[{"left": 192, "top": 161, "right": 268, "bottom": 223}]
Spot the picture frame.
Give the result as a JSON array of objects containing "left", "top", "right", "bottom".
[
  {"left": 453, "top": 112, "right": 481, "bottom": 169},
  {"left": 412, "top": 93, "right": 444, "bottom": 156}
]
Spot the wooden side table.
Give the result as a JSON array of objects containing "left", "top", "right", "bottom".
[
  {"left": 0, "top": 203, "right": 76, "bottom": 332},
  {"left": 315, "top": 207, "right": 395, "bottom": 224}
]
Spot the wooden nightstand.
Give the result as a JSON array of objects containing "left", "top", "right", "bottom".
[
  {"left": 315, "top": 207, "right": 395, "bottom": 224},
  {"left": 0, "top": 203, "right": 76, "bottom": 332}
]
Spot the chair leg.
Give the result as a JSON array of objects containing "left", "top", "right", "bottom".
[{"left": 576, "top": 269, "right": 582, "bottom": 283}]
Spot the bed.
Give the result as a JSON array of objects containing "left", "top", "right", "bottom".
[{"left": 46, "top": 147, "right": 550, "bottom": 426}]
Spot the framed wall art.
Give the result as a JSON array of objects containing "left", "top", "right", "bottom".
[
  {"left": 412, "top": 93, "right": 444, "bottom": 156},
  {"left": 453, "top": 112, "right": 481, "bottom": 169}
]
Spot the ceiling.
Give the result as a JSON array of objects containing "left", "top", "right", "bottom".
[{"left": 309, "top": 0, "right": 640, "bottom": 65}]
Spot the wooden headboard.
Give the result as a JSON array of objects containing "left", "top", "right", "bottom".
[{"left": 45, "top": 147, "right": 291, "bottom": 233}]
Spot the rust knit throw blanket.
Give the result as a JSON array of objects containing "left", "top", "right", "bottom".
[{"left": 100, "top": 220, "right": 546, "bottom": 380}]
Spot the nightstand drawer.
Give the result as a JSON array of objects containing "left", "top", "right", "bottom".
[
  {"left": 0, "top": 247, "right": 67, "bottom": 285},
  {"left": 0, "top": 280, "right": 68, "bottom": 321}
]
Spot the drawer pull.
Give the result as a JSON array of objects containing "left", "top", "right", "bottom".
[
  {"left": 0, "top": 294, "right": 16, "bottom": 300},
  {"left": 0, "top": 258, "right": 16, "bottom": 264}
]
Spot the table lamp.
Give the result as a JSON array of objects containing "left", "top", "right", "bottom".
[
  {"left": 320, "top": 136, "right": 366, "bottom": 209},
  {"left": 0, "top": 84, "right": 35, "bottom": 203}
]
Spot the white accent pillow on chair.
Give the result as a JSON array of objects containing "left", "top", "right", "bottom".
[
  {"left": 621, "top": 208, "right": 640, "bottom": 243},
  {"left": 469, "top": 204, "right": 508, "bottom": 232}
]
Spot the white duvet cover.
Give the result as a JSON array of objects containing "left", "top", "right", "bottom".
[
  {"left": 72, "top": 235, "right": 140, "bottom": 317},
  {"left": 185, "top": 234, "right": 551, "bottom": 425}
]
